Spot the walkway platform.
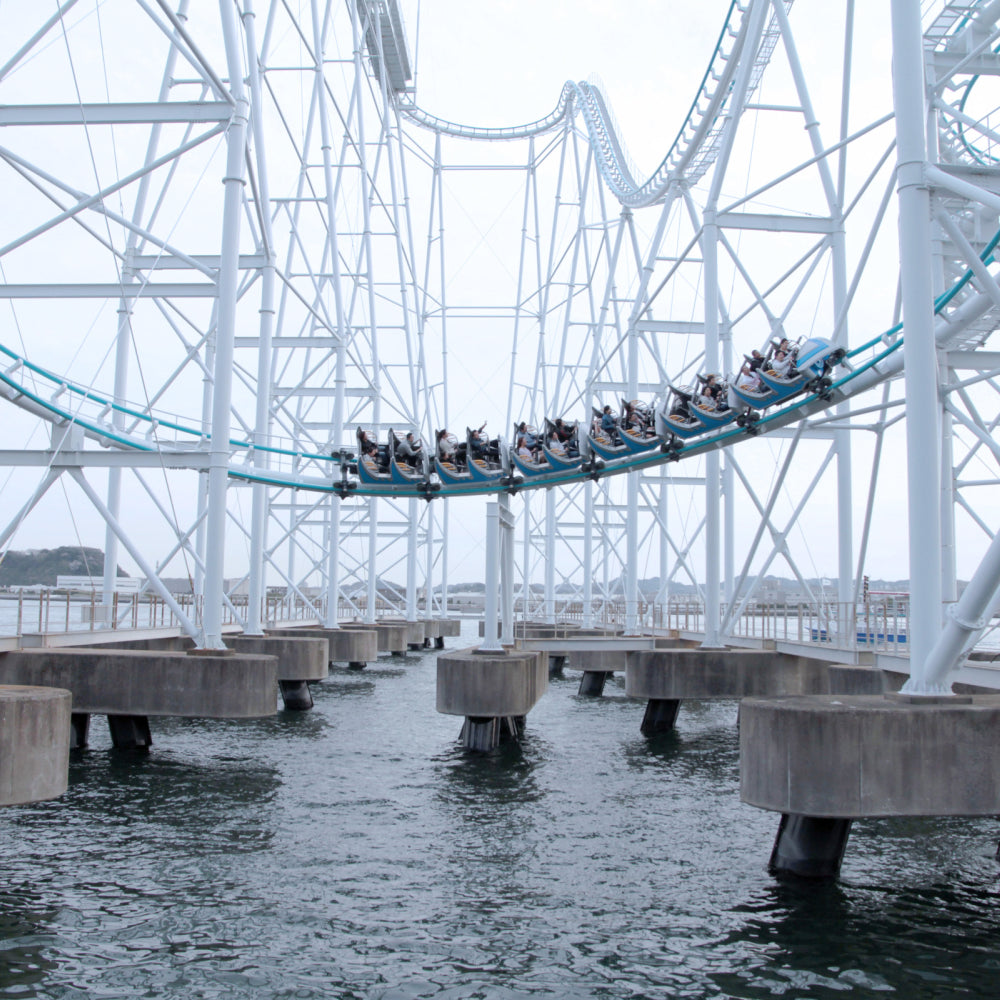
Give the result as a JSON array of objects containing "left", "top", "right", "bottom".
[{"left": 0, "top": 647, "right": 277, "bottom": 749}]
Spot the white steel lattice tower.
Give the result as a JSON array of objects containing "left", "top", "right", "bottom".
[{"left": 3, "top": 0, "right": 1000, "bottom": 694}]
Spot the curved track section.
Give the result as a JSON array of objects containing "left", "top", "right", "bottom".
[
  {"left": 1, "top": 1, "right": 998, "bottom": 498},
  {"left": 398, "top": 1, "right": 793, "bottom": 208}
]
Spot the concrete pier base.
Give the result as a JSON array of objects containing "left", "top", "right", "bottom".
[
  {"left": 107, "top": 714, "right": 152, "bottom": 750},
  {"left": 627, "top": 648, "right": 828, "bottom": 733},
  {"left": 640, "top": 698, "right": 682, "bottom": 735},
  {"left": 549, "top": 654, "right": 566, "bottom": 677},
  {"left": 266, "top": 627, "right": 378, "bottom": 671},
  {"left": 578, "top": 670, "right": 611, "bottom": 697},
  {"left": 741, "top": 693, "right": 1000, "bottom": 877},
  {"left": 769, "top": 814, "right": 853, "bottom": 878},
  {"left": 424, "top": 619, "right": 461, "bottom": 649},
  {"left": 70, "top": 712, "right": 90, "bottom": 749},
  {"left": 0, "top": 686, "right": 71, "bottom": 805},
  {"left": 231, "top": 635, "right": 326, "bottom": 709},
  {"left": 0, "top": 648, "right": 277, "bottom": 720},
  {"left": 437, "top": 648, "right": 547, "bottom": 752},
  {"left": 368, "top": 623, "right": 408, "bottom": 656},
  {"left": 278, "top": 679, "right": 313, "bottom": 710},
  {"left": 459, "top": 715, "right": 523, "bottom": 752}
]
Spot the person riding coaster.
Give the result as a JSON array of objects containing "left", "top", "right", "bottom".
[
  {"left": 385, "top": 429, "right": 432, "bottom": 486},
  {"left": 546, "top": 417, "right": 580, "bottom": 459},
  {"left": 355, "top": 426, "right": 390, "bottom": 481},
  {"left": 754, "top": 336, "right": 846, "bottom": 403}
]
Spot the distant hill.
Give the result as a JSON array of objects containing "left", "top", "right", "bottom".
[{"left": 0, "top": 547, "right": 124, "bottom": 587}]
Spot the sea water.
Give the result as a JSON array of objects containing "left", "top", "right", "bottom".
[{"left": 0, "top": 621, "right": 997, "bottom": 998}]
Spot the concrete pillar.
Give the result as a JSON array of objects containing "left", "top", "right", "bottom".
[
  {"left": 741, "top": 693, "right": 1000, "bottom": 877},
  {"left": 437, "top": 648, "right": 547, "bottom": 752},
  {"left": 769, "top": 814, "right": 853, "bottom": 878},
  {"left": 640, "top": 698, "right": 682, "bottom": 735},
  {"left": 578, "top": 671, "right": 611, "bottom": 697},
  {"left": 278, "top": 680, "right": 313, "bottom": 711},
  {"left": 70, "top": 712, "right": 90, "bottom": 750},
  {"left": 107, "top": 714, "right": 152, "bottom": 750},
  {"left": 0, "top": 686, "right": 71, "bottom": 805}
]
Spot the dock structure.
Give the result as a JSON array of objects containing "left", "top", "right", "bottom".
[
  {"left": 0, "top": 685, "right": 71, "bottom": 805},
  {"left": 268, "top": 626, "right": 379, "bottom": 671},
  {"left": 0, "top": 648, "right": 277, "bottom": 750},
  {"left": 437, "top": 647, "right": 548, "bottom": 751},
  {"left": 423, "top": 618, "right": 461, "bottom": 649},
  {"left": 228, "top": 635, "right": 328, "bottom": 709},
  {"left": 367, "top": 622, "right": 409, "bottom": 656},
  {"left": 741, "top": 693, "right": 1000, "bottom": 877}
]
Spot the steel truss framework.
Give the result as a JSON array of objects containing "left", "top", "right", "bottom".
[{"left": 0, "top": 1, "right": 999, "bottom": 689}]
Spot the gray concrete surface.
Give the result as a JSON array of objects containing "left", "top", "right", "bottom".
[
  {"left": 626, "top": 648, "right": 830, "bottom": 700},
  {"left": 437, "top": 647, "right": 548, "bottom": 718},
  {"left": 0, "top": 648, "right": 277, "bottom": 718},
  {"left": 740, "top": 693, "right": 1000, "bottom": 817},
  {"left": 229, "top": 635, "right": 328, "bottom": 681},
  {"left": 0, "top": 685, "right": 71, "bottom": 805}
]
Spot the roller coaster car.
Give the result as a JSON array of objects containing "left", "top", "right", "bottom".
[
  {"left": 355, "top": 426, "right": 391, "bottom": 484},
  {"left": 434, "top": 429, "right": 469, "bottom": 484},
  {"left": 655, "top": 386, "right": 711, "bottom": 440},
  {"left": 617, "top": 398, "right": 660, "bottom": 453},
  {"left": 755, "top": 337, "right": 843, "bottom": 404},
  {"left": 387, "top": 429, "right": 432, "bottom": 486},
  {"left": 541, "top": 417, "right": 582, "bottom": 469},
  {"left": 511, "top": 422, "right": 551, "bottom": 476},
  {"left": 588, "top": 405, "right": 626, "bottom": 460},
  {"left": 466, "top": 426, "right": 505, "bottom": 482}
]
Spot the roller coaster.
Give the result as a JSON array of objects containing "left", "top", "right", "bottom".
[{"left": 1, "top": 0, "right": 1000, "bottom": 681}]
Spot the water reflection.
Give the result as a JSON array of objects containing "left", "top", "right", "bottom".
[
  {"left": 0, "top": 884, "right": 60, "bottom": 994},
  {"left": 710, "top": 842, "right": 1000, "bottom": 998}
]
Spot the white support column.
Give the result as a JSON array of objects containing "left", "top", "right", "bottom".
[
  {"left": 406, "top": 497, "right": 418, "bottom": 621},
  {"left": 366, "top": 497, "right": 378, "bottom": 623},
  {"left": 201, "top": 1, "right": 248, "bottom": 649},
  {"left": 479, "top": 501, "right": 502, "bottom": 653},
  {"left": 544, "top": 488, "right": 555, "bottom": 624},
  {"left": 424, "top": 503, "right": 436, "bottom": 622},
  {"left": 500, "top": 492, "right": 515, "bottom": 646},
  {"left": 323, "top": 496, "right": 342, "bottom": 629},
  {"left": 659, "top": 471, "right": 670, "bottom": 619},
  {"left": 625, "top": 471, "right": 639, "bottom": 634},
  {"left": 583, "top": 480, "right": 594, "bottom": 629},
  {"left": 892, "top": 0, "right": 944, "bottom": 693},
  {"left": 703, "top": 211, "right": 722, "bottom": 647},
  {"left": 244, "top": 0, "right": 275, "bottom": 636}
]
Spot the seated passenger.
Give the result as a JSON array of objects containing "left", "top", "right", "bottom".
[
  {"left": 437, "top": 429, "right": 465, "bottom": 466},
  {"left": 516, "top": 435, "right": 536, "bottom": 462},
  {"left": 737, "top": 361, "right": 762, "bottom": 393},
  {"left": 398, "top": 431, "right": 423, "bottom": 464},
  {"left": 548, "top": 432, "right": 567, "bottom": 457},
  {"left": 702, "top": 374, "right": 728, "bottom": 411},
  {"left": 600, "top": 405, "right": 618, "bottom": 440},
  {"left": 769, "top": 350, "right": 793, "bottom": 379}
]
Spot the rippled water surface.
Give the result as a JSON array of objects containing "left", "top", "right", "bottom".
[{"left": 1, "top": 622, "right": 998, "bottom": 998}]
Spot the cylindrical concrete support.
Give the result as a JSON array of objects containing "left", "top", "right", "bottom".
[{"left": 0, "top": 686, "right": 71, "bottom": 805}]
